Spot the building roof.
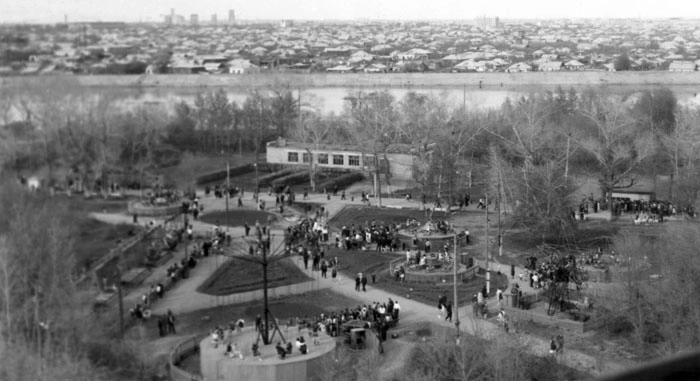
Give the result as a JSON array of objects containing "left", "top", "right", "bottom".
[
  {"left": 669, "top": 61, "right": 696, "bottom": 71},
  {"left": 267, "top": 139, "right": 416, "bottom": 155}
]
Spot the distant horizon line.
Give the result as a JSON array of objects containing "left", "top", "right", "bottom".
[{"left": 1, "top": 16, "right": 699, "bottom": 25}]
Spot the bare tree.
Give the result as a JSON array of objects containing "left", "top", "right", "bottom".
[
  {"left": 577, "top": 95, "right": 656, "bottom": 219},
  {"left": 663, "top": 107, "right": 700, "bottom": 209},
  {"left": 292, "top": 113, "right": 334, "bottom": 191}
]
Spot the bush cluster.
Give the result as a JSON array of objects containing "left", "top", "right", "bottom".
[{"left": 317, "top": 172, "right": 364, "bottom": 191}]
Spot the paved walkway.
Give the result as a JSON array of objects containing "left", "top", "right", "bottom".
[{"left": 93, "top": 192, "right": 626, "bottom": 376}]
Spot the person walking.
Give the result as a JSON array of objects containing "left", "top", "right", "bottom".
[
  {"left": 445, "top": 301, "right": 453, "bottom": 322},
  {"left": 510, "top": 264, "right": 515, "bottom": 279},
  {"left": 355, "top": 274, "right": 361, "bottom": 291},
  {"left": 361, "top": 274, "right": 368, "bottom": 292},
  {"left": 166, "top": 310, "right": 176, "bottom": 334},
  {"left": 321, "top": 261, "right": 328, "bottom": 278},
  {"left": 331, "top": 267, "right": 337, "bottom": 281}
]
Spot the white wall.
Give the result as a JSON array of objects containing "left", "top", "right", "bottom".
[{"left": 266, "top": 145, "right": 415, "bottom": 180}]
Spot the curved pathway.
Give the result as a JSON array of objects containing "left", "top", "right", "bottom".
[{"left": 93, "top": 191, "right": 628, "bottom": 377}]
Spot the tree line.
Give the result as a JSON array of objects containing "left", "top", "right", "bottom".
[{"left": 3, "top": 77, "right": 699, "bottom": 237}]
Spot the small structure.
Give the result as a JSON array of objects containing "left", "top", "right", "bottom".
[
  {"left": 326, "top": 65, "right": 355, "bottom": 73},
  {"left": 505, "top": 62, "right": 532, "bottom": 73},
  {"left": 539, "top": 61, "right": 564, "bottom": 72},
  {"left": 265, "top": 138, "right": 421, "bottom": 181},
  {"left": 668, "top": 60, "right": 697, "bottom": 72}
]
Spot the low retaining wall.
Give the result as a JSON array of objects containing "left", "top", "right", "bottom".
[
  {"left": 389, "top": 256, "right": 478, "bottom": 283},
  {"left": 201, "top": 278, "right": 325, "bottom": 307},
  {"left": 128, "top": 202, "right": 182, "bottom": 217},
  {"left": 504, "top": 304, "right": 601, "bottom": 333},
  {"left": 170, "top": 335, "right": 206, "bottom": 381}
]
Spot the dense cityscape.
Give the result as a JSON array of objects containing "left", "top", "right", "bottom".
[
  {"left": 2, "top": 14, "right": 700, "bottom": 75},
  {"left": 3, "top": 3, "right": 700, "bottom": 381}
]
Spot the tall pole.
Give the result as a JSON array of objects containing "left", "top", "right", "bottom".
[
  {"left": 226, "top": 161, "right": 230, "bottom": 233},
  {"left": 262, "top": 227, "right": 271, "bottom": 344},
  {"left": 564, "top": 134, "right": 571, "bottom": 180},
  {"left": 485, "top": 193, "right": 490, "bottom": 295},
  {"left": 497, "top": 170, "right": 502, "bottom": 257},
  {"left": 255, "top": 163, "right": 259, "bottom": 197},
  {"left": 453, "top": 233, "right": 460, "bottom": 343}
]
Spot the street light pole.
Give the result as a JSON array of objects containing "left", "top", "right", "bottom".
[
  {"left": 453, "top": 233, "right": 460, "bottom": 343},
  {"left": 485, "top": 193, "right": 490, "bottom": 295},
  {"left": 226, "top": 161, "right": 230, "bottom": 233}
]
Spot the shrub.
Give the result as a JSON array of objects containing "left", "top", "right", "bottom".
[
  {"left": 271, "top": 171, "right": 310, "bottom": 187},
  {"left": 258, "top": 167, "right": 303, "bottom": 186},
  {"left": 195, "top": 163, "right": 255, "bottom": 185},
  {"left": 317, "top": 172, "right": 364, "bottom": 191}
]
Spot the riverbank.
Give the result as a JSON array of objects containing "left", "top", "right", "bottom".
[{"left": 3, "top": 71, "right": 700, "bottom": 90}]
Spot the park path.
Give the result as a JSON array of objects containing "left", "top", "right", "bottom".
[{"left": 93, "top": 192, "right": 625, "bottom": 376}]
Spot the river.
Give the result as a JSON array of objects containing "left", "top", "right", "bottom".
[{"left": 113, "top": 85, "right": 700, "bottom": 115}]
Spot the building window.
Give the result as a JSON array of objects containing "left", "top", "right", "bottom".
[
  {"left": 302, "top": 152, "right": 312, "bottom": 163},
  {"left": 332, "top": 154, "right": 344, "bottom": 165},
  {"left": 348, "top": 155, "right": 360, "bottom": 166},
  {"left": 288, "top": 152, "right": 299, "bottom": 162},
  {"left": 318, "top": 153, "right": 328, "bottom": 164},
  {"left": 365, "top": 155, "right": 377, "bottom": 167}
]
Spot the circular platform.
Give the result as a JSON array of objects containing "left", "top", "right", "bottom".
[
  {"left": 199, "top": 210, "right": 278, "bottom": 227},
  {"left": 397, "top": 228, "right": 457, "bottom": 250},
  {"left": 127, "top": 201, "right": 181, "bottom": 217},
  {"left": 200, "top": 326, "right": 336, "bottom": 381},
  {"left": 404, "top": 263, "right": 472, "bottom": 283}
]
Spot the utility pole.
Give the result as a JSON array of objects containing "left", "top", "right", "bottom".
[
  {"left": 226, "top": 161, "right": 230, "bottom": 233},
  {"left": 261, "top": 226, "right": 272, "bottom": 344},
  {"left": 497, "top": 168, "right": 502, "bottom": 257},
  {"left": 453, "top": 233, "right": 460, "bottom": 343},
  {"left": 485, "top": 193, "right": 490, "bottom": 295},
  {"left": 564, "top": 134, "right": 571, "bottom": 180}
]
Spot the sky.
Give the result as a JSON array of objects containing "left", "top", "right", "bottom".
[{"left": 1, "top": 0, "right": 699, "bottom": 23}]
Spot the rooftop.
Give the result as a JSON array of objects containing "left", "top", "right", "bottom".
[{"left": 266, "top": 139, "right": 417, "bottom": 155}]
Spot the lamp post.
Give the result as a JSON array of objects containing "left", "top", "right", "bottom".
[
  {"left": 254, "top": 162, "right": 259, "bottom": 197},
  {"left": 453, "top": 233, "right": 460, "bottom": 343},
  {"left": 485, "top": 193, "right": 490, "bottom": 295},
  {"left": 219, "top": 225, "right": 290, "bottom": 346}
]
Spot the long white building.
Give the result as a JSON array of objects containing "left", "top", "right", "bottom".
[{"left": 265, "top": 138, "right": 418, "bottom": 180}]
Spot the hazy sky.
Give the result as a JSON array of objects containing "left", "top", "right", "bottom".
[{"left": 2, "top": 0, "right": 698, "bottom": 23}]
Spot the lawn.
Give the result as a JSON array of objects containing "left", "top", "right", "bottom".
[
  {"left": 329, "top": 247, "right": 508, "bottom": 307},
  {"left": 73, "top": 218, "right": 140, "bottom": 272},
  {"left": 199, "top": 210, "right": 278, "bottom": 227},
  {"left": 197, "top": 257, "right": 311, "bottom": 296},
  {"left": 328, "top": 205, "right": 447, "bottom": 229}
]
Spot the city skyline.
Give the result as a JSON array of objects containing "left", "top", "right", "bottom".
[{"left": 2, "top": 0, "right": 699, "bottom": 24}]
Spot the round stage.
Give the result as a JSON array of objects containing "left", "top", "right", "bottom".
[
  {"left": 127, "top": 201, "right": 182, "bottom": 217},
  {"left": 199, "top": 210, "right": 278, "bottom": 227},
  {"left": 200, "top": 326, "right": 337, "bottom": 381},
  {"left": 398, "top": 227, "right": 457, "bottom": 251},
  {"left": 404, "top": 263, "right": 472, "bottom": 283}
]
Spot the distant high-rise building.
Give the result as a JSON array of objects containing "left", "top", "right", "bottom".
[
  {"left": 228, "top": 9, "right": 236, "bottom": 24},
  {"left": 190, "top": 14, "right": 199, "bottom": 25},
  {"left": 211, "top": 14, "right": 217, "bottom": 24},
  {"left": 474, "top": 16, "right": 500, "bottom": 28}
]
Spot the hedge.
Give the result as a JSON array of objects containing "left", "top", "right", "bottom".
[
  {"left": 317, "top": 172, "right": 365, "bottom": 191},
  {"left": 258, "top": 167, "right": 304, "bottom": 186},
  {"left": 195, "top": 163, "right": 283, "bottom": 185},
  {"left": 195, "top": 163, "right": 254, "bottom": 185},
  {"left": 271, "top": 171, "right": 310, "bottom": 187}
]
